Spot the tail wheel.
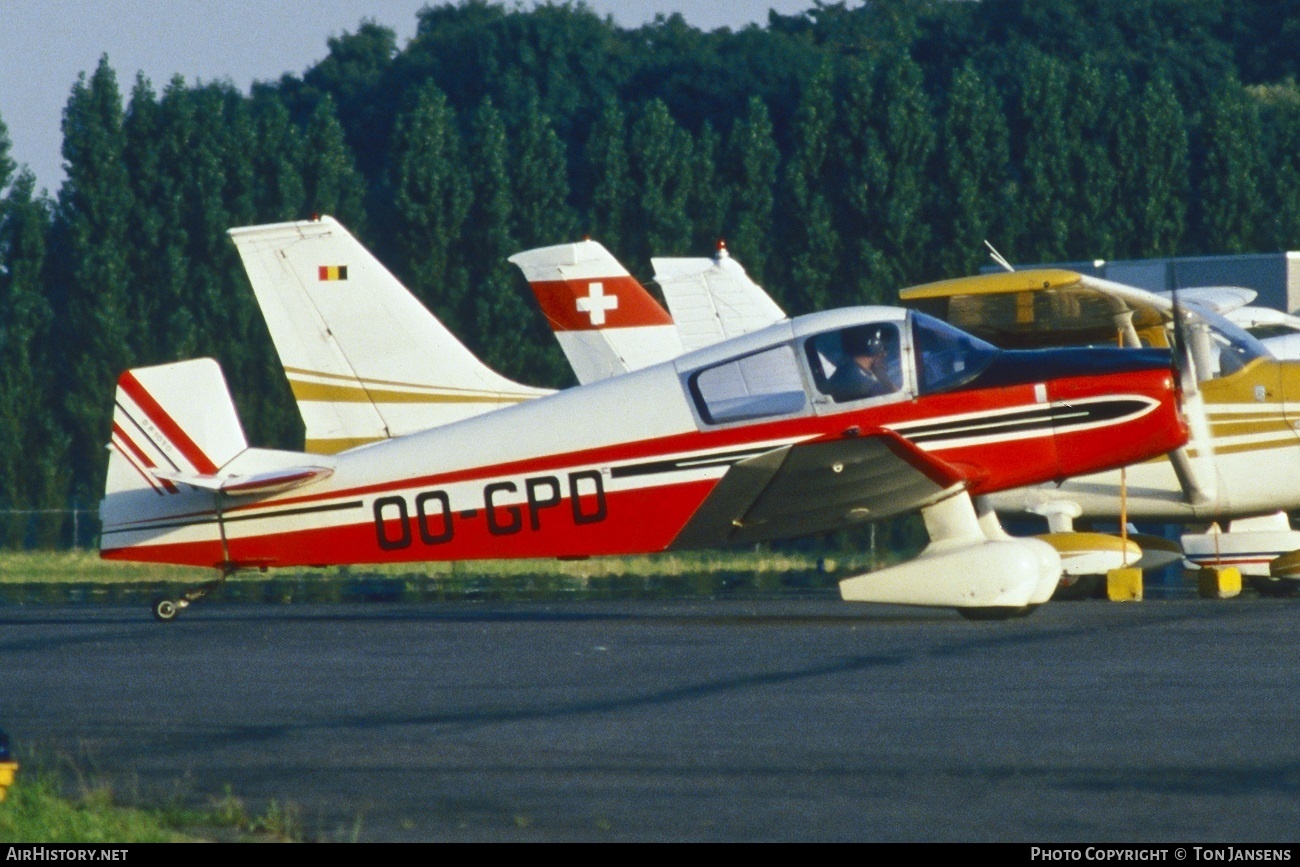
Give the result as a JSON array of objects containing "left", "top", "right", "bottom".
[{"left": 152, "top": 598, "right": 180, "bottom": 622}]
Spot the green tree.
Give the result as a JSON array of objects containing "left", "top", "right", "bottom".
[
  {"left": 834, "top": 53, "right": 935, "bottom": 300},
  {"left": 781, "top": 60, "right": 840, "bottom": 314},
  {"left": 873, "top": 52, "right": 936, "bottom": 285},
  {"left": 688, "top": 120, "right": 727, "bottom": 260},
  {"left": 51, "top": 57, "right": 135, "bottom": 501},
  {"left": 1253, "top": 80, "right": 1300, "bottom": 251},
  {"left": 0, "top": 147, "right": 67, "bottom": 546},
  {"left": 465, "top": 98, "right": 567, "bottom": 386},
  {"left": 629, "top": 99, "right": 693, "bottom": 264},
  {"left": 1064, "top": 60, "right": 1122, "bottom": 260},
  {"left": 389, "top": 81, "right": 472, "bottom": 323},
  {"left": 511, "top": 93, "right": 577, "bottom": 250},
  {"left": 1012, "top": 48, "right": 1072, "bottom": 262},
  {"left": 300, "top": 95, "right": 367, "bottom": 229},
  {"left": 833, "top": 59, "right": 888, "bottom": 302},
  {"left": 249, "top": 90, "right": 306, "bottom": 222},
  {"left": 936, "top": 60, "right": 1012, "bottom": 276},
  {"left": 1194, "top": 81, "right": 1265, "bottom": 254},
  {"left": 583, "top": 100, "right": 631, "bottom": 252},
  {"left": 299, "top": 21, "right": 400, "bottom": 180},
  {"left": 723, "top": 96, "right": 779, "bottom": 285},
  {"left": 1115, "top": 74, "right": 1188, "bottom": 257}
]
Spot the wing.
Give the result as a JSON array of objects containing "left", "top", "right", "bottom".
[
  {"left": 900, "top": 269, "right": 1173, "bottom": 349},
  {"left": 670, "top": 430, "right": 966, "bottom": 549},
  {"left": 652, "top": 248, "right": 787, "bottom": 353}
]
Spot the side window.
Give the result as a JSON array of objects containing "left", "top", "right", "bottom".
[
  {"left": 805, "top": 323, "right": 903, "bottom": 403},
  {"left": 689, "top": 344, "right": 808, "bottom": 425}
]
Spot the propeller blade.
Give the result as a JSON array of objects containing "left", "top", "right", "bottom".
[{"left": 1166, "top": 284, "right": 1217, "bottom": 506}]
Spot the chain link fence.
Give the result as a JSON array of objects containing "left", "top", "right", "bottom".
[{"left": 0, "top": 508, "right": 100, "bottom": 550}]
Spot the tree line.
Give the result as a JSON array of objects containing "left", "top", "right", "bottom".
[{"left": 2, "top": 0, "right": 1299, "bottom": 546}]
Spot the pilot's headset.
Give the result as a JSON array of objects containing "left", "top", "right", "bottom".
[{"left": 842, "top": 325, "right": 886, "bottom": 358}]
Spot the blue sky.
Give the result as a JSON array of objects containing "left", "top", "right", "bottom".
[{"left": 0, "top": 1, "right": 822, "bottom": 194}]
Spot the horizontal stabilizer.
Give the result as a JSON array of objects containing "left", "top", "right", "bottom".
[{"left": 153, "top": 464, "right": 332, "bottom": 496}]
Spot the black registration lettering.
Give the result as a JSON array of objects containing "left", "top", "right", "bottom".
[
  {"left": 525, "top": 476, "right": 562, "bottom": 530},
  {"left": 374, "top": 496, "right": 411, "bottom": 550},
  {"left": 415, "top": 490, "right": 454, "bottom": 545},
  {"left": 484, "top": 481, "right": 522, "bottom": 535},
  {"left": 568, "top": 470, "right": 607, "bottom": 524}
]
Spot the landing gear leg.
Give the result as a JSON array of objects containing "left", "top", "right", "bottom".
[{"left": 151, "top": 571, "right": 230, "bottom": 623}]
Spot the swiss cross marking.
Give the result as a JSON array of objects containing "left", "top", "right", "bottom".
[{"left": 576, "top": 281, "right": 619, "bottom": 326}]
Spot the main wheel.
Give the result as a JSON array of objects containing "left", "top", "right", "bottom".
[
  {"left": 1249, "top": 576, "right": 1300, "bottom": 598},
  {"left": 152, "top": 597, "right": 180, "bottom": 622}
]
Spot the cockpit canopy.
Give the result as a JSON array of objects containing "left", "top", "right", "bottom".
[{"left": 681, "top": 309, "right": 1001, "bottom": 426}]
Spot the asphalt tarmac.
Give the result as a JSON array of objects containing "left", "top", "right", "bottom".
[{"left": 2, "top": 597, "right": 1298, "bottom": 842}]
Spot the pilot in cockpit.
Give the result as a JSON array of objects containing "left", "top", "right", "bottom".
[{"left": 826, "top": 324, "right": 898, "bottom": 402}]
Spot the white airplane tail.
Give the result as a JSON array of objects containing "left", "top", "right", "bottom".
[
  {"left": 229, "top": 216, "right": 551, "bottom": 454},
  {"left": 102, "top": 358, "right": 334, "bottom": 566},
  {"left": 652, "top": 243, "right": 787, "bottom": 353},
  {"left": 105, "top": 358, "right": 248, "bottom": 500},
  {"left": 508, "top": 240, "right": 682, "bottom": 383},
  {"left": 101, "top": 359, "right": 243, "bottom": 565},
  {"left": 511, "top": 241, "right": 789, "bottom": 382}
]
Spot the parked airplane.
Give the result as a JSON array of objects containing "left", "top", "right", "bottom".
[
  {"left": 102, "top": 218, "right": 1189, "bottom": 621},
  {"left": 900, "top": 269, "right": 1300, "bottom": 595}
]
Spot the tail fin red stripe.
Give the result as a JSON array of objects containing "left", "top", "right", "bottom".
[
  {"left": 111, "top": 422, "right": 178, "bottom": 494},
  {"left": 117, "top": 370, "right": 220, "bottom": 474}
]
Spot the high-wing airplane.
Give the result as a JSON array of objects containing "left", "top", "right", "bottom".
[
  {"left": 497, "top": 238, "right": 1300, "bottom": 597},
  {"left": 102, "top": 218, "right": 1190, "bottom": 621},
  {"left": 899, "top": 269, "right": 1300, "bottom": 595}
]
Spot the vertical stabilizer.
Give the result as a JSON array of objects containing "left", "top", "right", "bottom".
[
  {"left": 652, "top": 245, "right": 787, "bottom": 353},
  {"left": 229, "top": 217, "right": 551, "bottom": 454},
  {"left": 101, "top": 359, "right": 247, "bottom": 564},
  {"left": 509, "top": 240, "right": 682, "bottom": 383}
]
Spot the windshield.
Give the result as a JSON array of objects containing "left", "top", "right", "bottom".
[{"left": 910, "top": 311, "right": 999, "bottom": 394}]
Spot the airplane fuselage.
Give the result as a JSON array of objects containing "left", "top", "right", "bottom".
[{"left": 101, "top": 309, "right": 1186, "bottom": 570}]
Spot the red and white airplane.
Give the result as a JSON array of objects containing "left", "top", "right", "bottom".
[{"left": 102, "top": 217, "right": 1188, "bottom": 621}]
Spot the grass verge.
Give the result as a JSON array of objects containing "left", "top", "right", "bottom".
[
  {"left": 0, "top": 760, "right": 303, "bottom": 843},
  {"left": 0, "top": 548, "right": 874, "bottom": 584}
]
